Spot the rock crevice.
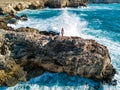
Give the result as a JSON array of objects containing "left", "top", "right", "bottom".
[{"left": 0, "top": 0, "right": 87, "bottom": 15}]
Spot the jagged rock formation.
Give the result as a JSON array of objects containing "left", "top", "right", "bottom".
[
  {"left": 88, "top": 0, "right": 120, "bottom": 3},
  {"left": 0, "top": 0, "right": 87, "bottom": 15},
  {"left": 0, "top": 32, "right": 26, "bottom": 86},
  {"left": 0, "top": 0, "right": 120, "bottom": 16},
  {"left": 68, "top": 0, "right": 88, "bottom": 7},
  {"left": 45, "top": 0, "right": 87, "bottom": 8},
  {"left": 0, "top": 27, "right": 116, "bottom": 86},
  {"left": 0, "top": 0, "right": 46, "bottom": 16}
]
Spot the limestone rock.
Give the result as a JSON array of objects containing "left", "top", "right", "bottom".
[
  {"left": 28, "top": 0, "right": 45, "bottom": 9},
  {"left": 46, "top": 0, "right": 69, "bottom": 8},
  {"left": 0, "top": 0, "right": 45, "bottom": 15},
  {"left": 45, "top": 0, "right": 87, "bottom": 8},
  {"left": 20, "top": 14, "right": 28, "bottom": 21},
  {"left": 0, "top": 16, "right": 14, "bottom": 30}
]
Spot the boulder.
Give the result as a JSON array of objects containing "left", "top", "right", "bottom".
[
  {"left": 0, "top": 16, "right": 14, "bottom": 30},
  {"left": 0, "top": 28, "right": 115, "bottom": 86},
  {"left": 46, "top": 0, "right": 87, "bottom": 8},
  {"left": 28, "top": 0, "right": 45, "bottom": 9},
  {"left": 7, "top": 18, "right": 17, "bottom": 24},
  {"left": 2, "top": 4, "right": 17, "bottom": 16},
  {"left": 0, "top": 35, "right": 27, "bottom": 86},
  {"left": 14, "top": 3, "right": 25, "bottom": 11},
  {"left": 20, "top": 14, "right": 28, "bottom": 21},
  {"left": 46, "top": 0, "right": 69, "bottom": 8}
]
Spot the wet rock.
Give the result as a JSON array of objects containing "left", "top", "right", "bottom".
[
  {"left": 111, "top": 79, "right": 117, "bottom": 86},
  {"left": 0, "top": 0, "right": 45, "bottom": 15},
  {"left": 7, "top": 18, "right": 17, "bottom": 24},
  {"left": 28, "top": 0, "right": 45, "bottom": 9},
  {"left": 40, "top": 31, "right": 60, "bottom": 36},
  {"left": 20, "top": 14, "right": 28, "bottom": 21},
  {"left": 6, "top": 14, "right": 28, "bottom": 25}
]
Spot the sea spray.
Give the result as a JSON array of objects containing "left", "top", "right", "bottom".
[{"left": 8, "top": 8, "right": 88, "bottom": 37}]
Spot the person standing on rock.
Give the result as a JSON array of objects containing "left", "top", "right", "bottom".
[{"left": 61, "top": 28, "right": 64, "bottom": 39}]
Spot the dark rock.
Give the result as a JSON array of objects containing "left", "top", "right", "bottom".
[
  {"left": 20, "top": 14, "right": 28, "bottom": 21},
  {"left": 14, "top": 16, "right": 20, "bottom": 20},
  {"left": 14, "top": 3, "right": 24, "bottom": 11},
  {"left": 7, "top": 18, "right": 17, "bottom": 24},
  {"left": 111, "top": 79, "right": 117, "bottom": 86},
  {"left": 0, "top": 37, "right": 26, "bottom": 86}
]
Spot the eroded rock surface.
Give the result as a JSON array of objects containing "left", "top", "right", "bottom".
[
  {"left": 0, "top": 32, "right": 26, "bottom": 86},
  {"left": 0, "top": 0, "right": 46, "bottom": 16},
  {"left": 0, "top": 27, "right": 116, "bottom": 86},
  {"left": 0, "top": 0, "right": 87, "bottom": 15}
]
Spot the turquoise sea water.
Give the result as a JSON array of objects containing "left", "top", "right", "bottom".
[{"left": 3, "top": 4, "right": 120, "bottom": 90}]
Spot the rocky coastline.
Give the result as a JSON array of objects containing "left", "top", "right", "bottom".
[
  {"left": 0, "top": 0, "right": 120, "bottom": 16},
  {"left": 0, "top": 0, "right": 87, "bottom": 16},
  {"left": 0, "top": 0, "right": 117, "bottom": 87}
]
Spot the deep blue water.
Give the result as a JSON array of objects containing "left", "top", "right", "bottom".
[{"left": 4, "top": 4, "right": 120, "bottom": 90}]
